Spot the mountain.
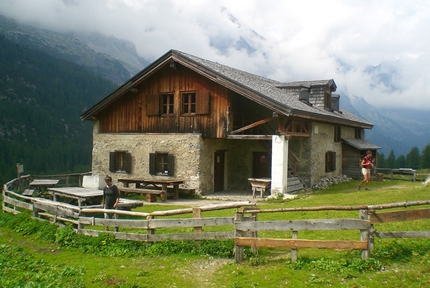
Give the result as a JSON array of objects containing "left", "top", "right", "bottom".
[
  {"left": 0, "top": 35, "right": 118, "bottom": 185},
  {"left": 0, "top": 15, "right": 148, "bottom": 84},
  {"left": 340, "top": 94, "right": 430, "bottom": 156}
]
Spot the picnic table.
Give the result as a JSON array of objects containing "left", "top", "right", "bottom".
[
  {"left": 29, "top": 179, "right": 60, "bottom": 196},
  {"left": 47, "top": 187, "right": 143, "bottom": 209},
  {"left": 117, "top": 178, "right": 185, "bottom": 202}
]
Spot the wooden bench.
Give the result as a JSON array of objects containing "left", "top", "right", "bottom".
[
  {"left": 118, "top": 187, "right": 166, "bottom": 202},
  {"left": 22, "top": 188, "right": 35, "bottom": 196}
]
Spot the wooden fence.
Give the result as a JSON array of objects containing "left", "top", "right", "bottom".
[
  {"left": 3, "top": 183, "right": 254, "bottom": 242},
  {"left": 2, "top": 175, "right": 430, "bottom": 263},
  {"left": 234, "top": 201, "right": 430, "bottom": 263}
]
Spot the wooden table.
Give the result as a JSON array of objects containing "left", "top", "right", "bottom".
[
  {"left": 117, "top": 178, "right": 185, "bottom": 202},
  {"left": 30, "top": 179, "right": 59, "bottom": 195},
  {"left": 47, "top": 187, "right": 143, "bottom": 209},
  {"left": 248, "top": 178, "right": 271, "bottom": 198}
]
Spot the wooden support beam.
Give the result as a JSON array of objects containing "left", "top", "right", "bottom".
[{"left": 230, "top": 117, "right": 276, "bottom": 135}]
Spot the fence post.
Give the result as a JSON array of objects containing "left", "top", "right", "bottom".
[
  {"left": 291, "top": 231, "right": 298, "bottom": 262},
  {"left": 359, "top": 209, "right": 370, "bottom": 260},
  {"left": 193, "top": 208, "right": 202, "bottom": 233},
  {"left": 243, "top": 206, "right": 259, "bottom": 255},
  {"left": 147, "top": 215, "right": 154, "bottom": 240},
  {"left": 234, "top": 211, "right": 244, "bottom": 264}
]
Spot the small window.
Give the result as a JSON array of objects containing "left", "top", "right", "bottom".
[
  {"left": 334, "top": 126, "right": 341, "bottom": 143},
  {"left": 355, "top": 128, "right": 363, "bottom": 139},
  {"left": 182, "top": 92, "right": 196, "bottom": 115},
  {"left": 325, "top": 151, "right": 336, "bottom": 172},
  {"left": 324, "top": 92, "right": 331, "bottom": 110},
  {"left": 109, "top": 151, "right": 132, "bottom": 173},
  {"left": 161, "top": 93, "right": 175, "bottom": 115},
  {"left": 149, "top": 152, "right": 174, "bottom": 176}
]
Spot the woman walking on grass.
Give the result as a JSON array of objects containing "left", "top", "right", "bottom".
[{"left": 358, "top": 150, "right": 374, "bottom": 190}]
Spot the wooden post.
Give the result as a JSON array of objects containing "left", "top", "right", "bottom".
[
  {"left": 161, "top": 184, "right": 168, "bottom": 202},
  {"left": 147, "top": 215, "right": 155, "bottom": 239},
  {"left": 359, "top": 209, "right": 370, "bottom": 260},
  {"left": 193, "top": 208, "right": 202, "bottom": 233},
  {"left": 174, "top": 183, "right": 180, "bottom": 200},
  {"left": 234, "top": 211, "right": 244, "bottom": 264},
  {"left": 291, "top": 231, "right": 298, "bottom": 262},
  {"left": 251, "top": 209, "right": 258, "bottom": 255},
  {"left": 16, "top": 163, "right": 24, "bottom": 192}
]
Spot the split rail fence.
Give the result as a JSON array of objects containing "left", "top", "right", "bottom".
[{"left": 3, "top": 176, "right": 430, "bottom": 263}]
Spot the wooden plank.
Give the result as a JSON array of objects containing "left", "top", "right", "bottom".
[
  {"left": 118, "top": 187, "right": 164, "bottom": 194},
  {"left": 3, "top": 195, "right": 33, "bottom": 210},
  {"left": 80, "top": 208, "right": 149, "bottom": 217},
  {"left": 148, "top": 231, "right": 234, "bottom": 242},
  {"left": 3, "top": 189, "right": 33, "bottom": 201},
  {"left": 235, "top": 237, "right": 368, "bottom": 250},
  {"left": 79, "top": 230, "right": 149, "bottom": 242},
  {"left": 230, "top": 117, "right": 276, "bottom": 135},
  {"left": 30, "top": 179, "right": 59, "bottom": 186},
  {"left": 33, "top": 198, "right": 81, "bottom": 211},
  {"left": 374, "top": 231, "right": 430, "bottom": 239},
  {"left": 33, "top": 202, "right": 79, "bottom": 218},
  {"left": 235, "top": 219, "right": 370, "bottom": 232},
  {"left": 2, "top": 205, "right": 21, "bottom": 215},
  {"left": 148, "top": 217, "right": 234, "bottom": 229},
  {"left": 370, "top": 208, "right": 430, "bottom": 223},
  {"left": 79, "top": 217, "right": 149, "bottom": 228}
]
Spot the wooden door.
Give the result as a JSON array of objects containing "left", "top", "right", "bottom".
[
  {"left": 214, "top": 150, "right": 225, "bottom": 192},
  {"left": 252, "top": 152, "right": 271, "bottom": 178}
]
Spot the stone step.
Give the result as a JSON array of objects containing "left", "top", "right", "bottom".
[{"left": 287, "top": 176, "right": 304, "bottom": 193}]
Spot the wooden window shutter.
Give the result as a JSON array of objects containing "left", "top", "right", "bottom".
[
  {"left": 146, "top": 95, "right": 160, "bottom": 116},
  {"left": 168, "top": 153, "right": 175, "bottom": 176},
  {"left": 109, "top": 152, "right": 115, "bottom": 172},
  {"left": 149, "top": 153, "right": 156, "bottom": 175},
  {"left": 196, "top": 91, "right": 210, "bottom": 114},
  {"left": 333, "top": 152, "right": 336, "bottom": 171},
  {"left": 125, "top": 152, "right": 132, "bottom": 173}
]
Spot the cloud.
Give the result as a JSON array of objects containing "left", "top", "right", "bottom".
[{"left": 0, "top": 0, "right": 429, "bottom": 109}]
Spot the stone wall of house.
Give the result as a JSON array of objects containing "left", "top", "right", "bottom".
[
  {"left": 309, "top": 122, "right": 343, "bottom": 186},
  {"left": 290, "top": 123, "right": 358, "bottom": 187},
  {"left": 91, "top": 121, "right": 265, "bottom": 195},
  {"left": 91, "top": 122, "right": 205, "bottom": 193}
]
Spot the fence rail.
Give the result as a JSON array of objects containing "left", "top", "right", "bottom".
[{"left": 3, "top": 175, "right": 430, "bottom": 263}]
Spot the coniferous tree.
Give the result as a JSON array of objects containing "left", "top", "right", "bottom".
[
  {"left": 405, "top": 147, "right": 420, "bottom": 169},
  {"left": 376, "top": 152, "right": 386, "bottom": 168},
  {"left": 420, "top": 142, "right": 430, "bottom": 169},
  {"left": 396, "top": 155, "right": 406, "bottom": 168},
  {"left": 386, "top": 150, "right": 396, "bottom": 168}
]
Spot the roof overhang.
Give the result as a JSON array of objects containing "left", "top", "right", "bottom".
[{"left": 342, "top": 138, "right": 381, "bottom": 150}]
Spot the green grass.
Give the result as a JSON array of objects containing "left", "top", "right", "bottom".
[{"left": 1, "top": 179, "right": 430, "bottom": 287}]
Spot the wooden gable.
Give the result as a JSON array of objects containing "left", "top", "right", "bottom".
[{"left": 97, "top": 64, "right": 229, "bottom": 138}]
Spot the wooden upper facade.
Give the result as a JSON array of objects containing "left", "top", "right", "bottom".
[{"left": 81, "top": 50, "right": 374, "bottom": 139}]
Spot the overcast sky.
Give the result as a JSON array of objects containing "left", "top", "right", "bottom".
[{"left": 1, "top": 0, "right": 429, "bottom": 110}]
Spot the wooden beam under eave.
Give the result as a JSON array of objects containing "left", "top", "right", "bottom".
[
  {"left": 230, "top": 117, "right": 276, "bottom": 135},
  {"left": 227, "top": 135, "right": 273, "bottom": 140},
  {"left": 279, "top": 131, "right": 309, "bottom": 138}
]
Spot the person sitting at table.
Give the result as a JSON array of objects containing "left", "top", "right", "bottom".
[{"left": 102, "top": 175, "right": 119, "bottom": 231}]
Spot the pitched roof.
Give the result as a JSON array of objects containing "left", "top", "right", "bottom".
[
  {"left": 342, "top": 138, "right": 381, "bottom": 150},
  {"left": 81, "top": 49, "right": 373, "bottom": 129}
]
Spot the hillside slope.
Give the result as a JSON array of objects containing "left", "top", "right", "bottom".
[{"left": 0, "top": 35, "right": 118, "bottom": 184}]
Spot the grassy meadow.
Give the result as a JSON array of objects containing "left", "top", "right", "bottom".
[{"left": 1, "top": 179, "right": 430, "bottom": 287}]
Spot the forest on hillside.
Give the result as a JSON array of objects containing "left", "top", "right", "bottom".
[{"left": 0, "top": 36, "right": 118, "bottom": 184}]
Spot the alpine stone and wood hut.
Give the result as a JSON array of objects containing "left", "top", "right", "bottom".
[{"left": 81, "top": 49, "right": 379, "bottom": 196}]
